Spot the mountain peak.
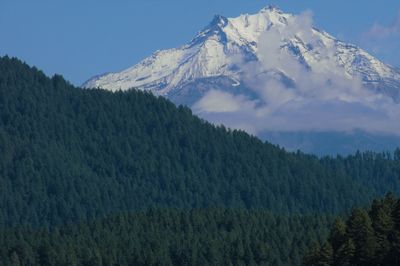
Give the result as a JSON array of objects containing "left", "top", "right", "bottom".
[
  {"left": 259, "top": 5, "right": 283, "bottom": 14},
  {"left": 83, "top": 5, "right": 400, "bottom": 105}
]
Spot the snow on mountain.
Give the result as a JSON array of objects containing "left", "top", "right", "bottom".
[
  {"left": 83, "top": 6, "right": 400, "bottom": 100},
  {"left": 83, "top": 6, "right": 400, "bottom": 154}
]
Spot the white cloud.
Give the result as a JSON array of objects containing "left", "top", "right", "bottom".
[
  {"left": 365, "top": 11, "right": 400, "bottom": 40},
  {"left": 361, "top": 11, "right": 400, "bottom": 67},
  {"left": 192, "top": 10, "right": 400, "bottom": 137},
  {"left": 192, "top": 90, "right": 256, "bottom": 113}
]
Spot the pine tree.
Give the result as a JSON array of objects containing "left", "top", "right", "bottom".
[
  {"left": 335, "top": 239, "right": 355, "bottom": 266},
  {"left": 329, "top": 217, "right": 347, "bottom": 252},
  {"left": 301, "top": 241, "right": 322, "bottom": 266},
  {"left": 346, "top": 209, "right": 377, "bottom": 265},
  {"left": 318, "top": 242, "right": 333, "bottom": 266},
  {"left": 372, "top": 206, "right": 394, "bottom": 263}
]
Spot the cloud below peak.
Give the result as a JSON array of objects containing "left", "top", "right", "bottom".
[{"left": 191, "top": 10, "right": 400, "bottom": 137}]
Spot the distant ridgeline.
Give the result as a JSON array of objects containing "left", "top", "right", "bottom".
[{"left": 0, "top": 56, "right": 400, "bottom": 265}]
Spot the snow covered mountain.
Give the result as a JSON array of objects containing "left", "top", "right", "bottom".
[
  {"left": 84, "top": 6, "right": 400, "bottom": 101},
  {"left": 83, "top": 6, "right": 400, "bottom": 155}
]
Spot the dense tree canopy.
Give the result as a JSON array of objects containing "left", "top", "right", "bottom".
[
  {"left": 0, "top": 209, "right": 332, "bottom": 266},
  {"left": 0, "top": 56, "right": 399, "bottom": 228},
  {"left": 303, "top": 193, "right": 400, "bottom": 265},
  {"left": 1, "top": 56, "right": 400, "bottom": 265}
]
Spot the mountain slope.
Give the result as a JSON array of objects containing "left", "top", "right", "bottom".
[
  {"left": 83, "top": 6, "right": 400, "bottom": 101},
  {"left": 1, "top": 56, "right": 400, "bottom": 228}
]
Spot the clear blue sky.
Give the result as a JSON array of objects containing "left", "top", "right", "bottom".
[{"left": 1, "top": 0, "right": 400, "bottom": 85}]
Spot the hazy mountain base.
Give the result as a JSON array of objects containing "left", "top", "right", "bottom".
[
  {"left": 152, "top": 76, "right": 400, "bottom": 156},
  {"left": 261, "top": 131, "right": 400, "bottom": 156},
  {"left": 83, "top": 7, "right": 400, "bottom": 157}
]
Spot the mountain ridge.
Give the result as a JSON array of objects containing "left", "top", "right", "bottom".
[
  {"left": 83, "top": 6, "right": 400, "bottom": 155},
  {"left": 83, "top": 6, "right": 400, "bottom": 99}
]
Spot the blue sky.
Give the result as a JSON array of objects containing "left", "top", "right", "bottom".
[{"left": 1, "top": 0, "right": 400, "bottom": 85}]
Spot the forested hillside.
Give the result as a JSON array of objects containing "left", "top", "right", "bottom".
[
  {"left": 0, "top": 56, "right": 400, "bottom": 265},
  {"left": 303, "top": 193, "right": 400, "bottom": 265},
  {"left": 0, "top": 209, "right": 332, "bottom": 265},
  {"left": 0, "top": 56, "right": 399, "bottom": 228}
]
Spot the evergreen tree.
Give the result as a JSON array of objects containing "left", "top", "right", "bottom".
[
  {"left": 328, "top": 218, "right": 346, "bottom": 252},
  {"left": 303, "top": 194, "right": 400, "bottom": 266},
  {"left": 335, "top": 239, "right": 355, "bottom": 266},
  {"left": 346, "top": 209, "right": 377, "bottom": 265}
]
